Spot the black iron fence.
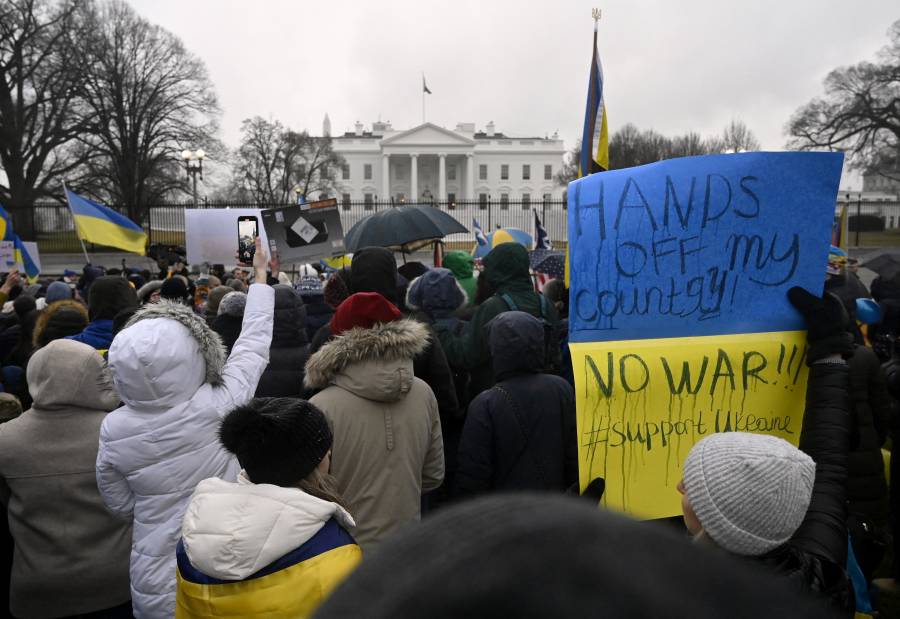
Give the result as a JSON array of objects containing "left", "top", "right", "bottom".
[
  {"left": 13, "top": 197, "right": 900, "bottom": 254},
  {"left": 17, "top": 199, "right": 571, "bottom": 254}
]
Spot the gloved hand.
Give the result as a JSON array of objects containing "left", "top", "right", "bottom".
[{"left": 788, "top": 287, "right": 854, "bottom": 363}]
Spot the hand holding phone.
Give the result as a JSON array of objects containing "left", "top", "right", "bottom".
[{"left": 237, "top": 216, "right": 259, "bottom": 264}]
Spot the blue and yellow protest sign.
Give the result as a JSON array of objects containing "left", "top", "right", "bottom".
[{"left": 568, "top": 151, "right": 843, "bottom": 519}]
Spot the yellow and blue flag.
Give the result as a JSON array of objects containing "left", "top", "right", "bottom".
[
  {"left": 580, "top": 20, "right": 609, "bottom": 176},
  {"left": 65, "top": 189, "right": 147, "bottom": 255},
  {"left": 0, "top": 202, "right": 40, "bottom": 280}
]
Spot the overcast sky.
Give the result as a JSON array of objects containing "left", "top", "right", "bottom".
[{"left": 129, "top": 0, "right": 898, "bottom": 190}]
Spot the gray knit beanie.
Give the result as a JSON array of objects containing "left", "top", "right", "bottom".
[
  {"left": 218, "top": 291, "right": 247, "bottom": 317},
  {"left": 682, "top": 432, "right": 815, "bottom": 556}
]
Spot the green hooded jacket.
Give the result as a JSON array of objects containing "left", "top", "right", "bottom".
[
  {"left": 442, "top": 251, "right": 477, "bottom": 305},
  {"left": 436, "top": 243, "right": 558, "bottom": 399}
]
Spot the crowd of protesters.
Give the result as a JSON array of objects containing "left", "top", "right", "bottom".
[{"left": 0, "top": 238, "right": 895, "bottom": 617}]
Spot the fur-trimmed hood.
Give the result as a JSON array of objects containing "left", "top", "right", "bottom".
[
  {"left": 304, "top": 319, "right": 428, "bottom": 400},
  {"left": 108, "top": 300, "right": 227, "bottom": 411}
]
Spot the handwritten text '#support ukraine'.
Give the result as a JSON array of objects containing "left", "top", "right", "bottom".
[{"left": 567, "top": 152, "right": 843, "bottom": 343}]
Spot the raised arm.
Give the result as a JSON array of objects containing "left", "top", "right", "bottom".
[
  {"left": 210, "top": 238, "right": 275, "bottom": 411},
  {"left": 786, "top": 287, "right": 854, "bottom": 566}
]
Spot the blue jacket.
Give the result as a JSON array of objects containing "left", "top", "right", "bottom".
[{"left": 66, "top": 319, "right": 114, "bottom": 351}]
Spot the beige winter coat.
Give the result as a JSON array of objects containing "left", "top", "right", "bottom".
[{"left": 306, "top": 319, "right": 444, "bottom": 551}]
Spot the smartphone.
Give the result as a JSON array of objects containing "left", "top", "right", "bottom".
[{"left": 237, "top": 216, "right": 258, "bottom": 264}]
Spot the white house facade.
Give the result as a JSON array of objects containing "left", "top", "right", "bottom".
[{"left": 328, "top": 120, "right": 566, "bottom": 207}]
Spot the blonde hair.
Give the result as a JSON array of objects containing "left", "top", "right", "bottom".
[{"left": 298, "top": 468, "right": 350, "bottom": 512}]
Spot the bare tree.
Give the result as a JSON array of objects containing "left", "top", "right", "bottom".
[
  {"left": 788, "top": 19, "right": 900, "bottom": 181},
  {"left": 554, "top": 141, "right": 581, "bottom": 187},
  {"left": 233, "top": 117, "right": 344, "bottom": 203},
  {"left": 0, "top": 0, "right": 92, "bottom": 235},
  {"left": 72, "top": 0, "right": 219, "bottom": 223},
  {"left": 721, "top": 119, "right": 760, "bottom": 153}
]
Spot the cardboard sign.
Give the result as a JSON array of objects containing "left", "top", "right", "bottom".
[
  {"left": 184, "top": 208, "right": 270, "bottom": 266},
  {"left": 567, "top": 152, "right": 843, "bottom": 518},
  {"left": 260, "top": 198, "right": 345, "bottom": 264}
]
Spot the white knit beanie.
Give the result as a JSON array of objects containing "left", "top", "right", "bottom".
[{"left": 682, "top": 432, "right": 815, "bottom": 556}]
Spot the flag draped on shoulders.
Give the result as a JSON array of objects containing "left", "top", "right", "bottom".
[
  {"left": 65, "top": 188, "right": 147, "bottom": 255},
  {"left": 0, "top": 203, "right": 40, "bottom": 280}
]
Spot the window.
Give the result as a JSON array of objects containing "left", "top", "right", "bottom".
[
  {"left": 447, "top": 165, "right": 457, "bottom": 181},
  {"left": 501, "top": 164, "right": 509, "bottom": 180},
  {"left": 447, "top": 192, "right": 456, "bottom": 207},
  {"left": 320, "top": 168, "right": 330, "bottom": 181},
  {"left": 364, "top": 164, "right": 373, "bottom": 180},
  {"left": 522, "top": 164, "right": 530, "bottom": 180},
  {"left": 297, "top": 164, "right": 307, "bottom": 178},
  {"left": 341, "top": 164, "right": 350, "bottom": 180},
  {"left": 522, "top": 193, "right": 531, "bottom": 209},
  {"left": 342, "top": 193, "right": 351, "bottom": 210},
  {"left": 500, "top": 193, "right": 509, "bottom": 209},
  {"left": 364, "top": 193, "right": 374, "bottom": 209},
  {"left": 543, "top": 193, "right": 552, "bottom": 205},
  {"left": 544, "top": 164, "right": 552, "bottom": 180},
  {"left": 479, "top": 164, "right": 488, "bottom": 181},
  {"left": 479, "top": 193, "right": 488, "bottom": 209}
]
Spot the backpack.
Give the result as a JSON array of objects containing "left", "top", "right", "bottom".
[{"left": 498, "top": 292, "right": 561, "bottom": 374}]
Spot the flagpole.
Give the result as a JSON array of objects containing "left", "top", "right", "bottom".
[{"left": 63, "top": 181, "right": 91, "bottom": 264}]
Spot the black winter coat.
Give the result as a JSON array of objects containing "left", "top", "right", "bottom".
[
  {"left": 255, "top": 286, "right": 310, "bottom": 398},
  {"left": 456, "top": 311, "right": 577, "bottom": 496},
  {"left": 301, "top": 295, "right": 333, "bottom": 343},
  {"left": 846, "top": 345, "right": 892, "bottom": 526},
  {"left": 755, "top": 361, "right": 853, "bottom": 614}
]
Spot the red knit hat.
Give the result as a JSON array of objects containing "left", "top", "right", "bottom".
[{"left": 330, "top": 292, "right": 401, "bottom": 335}]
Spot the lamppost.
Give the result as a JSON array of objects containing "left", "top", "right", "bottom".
[{"left": 181, "top": 148, "right": 205, "bottom": 207}]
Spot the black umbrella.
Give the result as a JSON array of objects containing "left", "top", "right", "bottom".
[
  {"left": 344, "top": 206, "right": 468, "bottom": 252},
  {"left": 862, "top": 253, "right": 900, "bottom": 281},
  {"left": 530, "top": 249, "right": 565, "bottom": 279}
]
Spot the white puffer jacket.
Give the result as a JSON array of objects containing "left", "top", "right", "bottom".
[{"left": 96, "top": 284, "right": 274, "bottom": 619}]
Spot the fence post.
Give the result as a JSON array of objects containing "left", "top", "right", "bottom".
[
  {"left": 855, "top": 194, "right": 862, "bottom": 247},
  {"left": 147, "top": 207, "right": 154, "bottom": 248},
  {"left": 488, "top": 195, "right": 492, "bottom": 230}
]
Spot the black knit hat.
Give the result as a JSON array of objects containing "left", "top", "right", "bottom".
[
  {"left": 219, "top": 397, "right": 333, "bottom": 486},
  {"left": 160, "top": 277, "right": 189, "bottom": 303}
]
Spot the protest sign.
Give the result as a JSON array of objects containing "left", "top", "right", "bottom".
[
  {"left": 184, "top": 209, "right": 270, "bottom": 266},
  {"left": 260, "top": 199, "right": 346, "bottom": 265},
  {"left": 0, "top": 241, "right": 14, "bottom": 267},
  {"left": 567, "top": 151, "right": 843, "bottom": 519}
]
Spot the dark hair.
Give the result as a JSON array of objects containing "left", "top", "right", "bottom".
[{"left": 219, "top": 398, "right": 337, "bottom": 495}]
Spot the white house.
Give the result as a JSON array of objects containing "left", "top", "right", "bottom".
[{"left": 328, "top": 119, "right": 566, "bottom": 207}]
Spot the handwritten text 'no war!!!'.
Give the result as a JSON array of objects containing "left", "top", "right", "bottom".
[{"left": 571, "top": 173, "right": 802, "bottom": 326}]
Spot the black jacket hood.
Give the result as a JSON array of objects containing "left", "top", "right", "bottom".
[{"left": 488, "top": 310, "right": 544, "bottom": 379}]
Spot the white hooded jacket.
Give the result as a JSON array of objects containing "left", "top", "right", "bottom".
[
  {"left": 97, "top": 283, "right": 274, "bottom": 619},
  {"left": 181, "top": 471, "right": 356, "bottom": 581}
]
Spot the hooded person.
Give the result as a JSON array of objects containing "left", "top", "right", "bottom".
[
  {"left": 0, "top": 339, "right": 132, "bottom": 618},
  {"left": 297, "top": 276, "right": 334, "bottom": 342},
  {"left": 307, "top": 292, "right": 445, "bottom": 551},
  {"left": 435, "top": 242, "right": 560, "bottom": 400},
  {"left": 442, "top": 251, "right": 477, "bottom": 305},
  {"left": 254, "top": 285, "right": 310, "bottom": 398},
  {"left": 96, "top": 239, "right": 275, "bottom": 618},
  {"left": 212, "top": 291, "right": 246, "bottom": 354},
  {"left": 204, "top": 285, "right": 232, "bottom": 326},
  {"left": 455, "top": 311, "right": 577, "bottom": 496},
  {"left": 175, "top": 398, "right": 361, "bottom": 618},
  {"left": 310, "top": 247, "right": 461, "bottom": 430},
  {"left": 678, "top": 287, "right": 854, "bottom": 613},
  {"left": 66, "top": 276, "right": 138, "bottom": 351}
]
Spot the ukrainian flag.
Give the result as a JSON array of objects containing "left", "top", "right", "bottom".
[
  {"left": 580, "top": 20, "right": 609, "bottom": 176},
  {"left": 0, "top": 202, "right": 40, "bottom": 280},
  {"left": 65, "top": 188, "right": 147, "bottom": 255}
]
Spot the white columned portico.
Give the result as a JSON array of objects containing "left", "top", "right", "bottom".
[
  {"left": 466, "top": 153, "right": 475, "bottom": 200},
  {"left": 438, "top": 153, "right": 447, "bottom": 202},
  {"left": 381, "top": 154, "right": 390, "bottom": 199},
  {"left": 410, "top": 153, "right": 419, "bottom": 202}
]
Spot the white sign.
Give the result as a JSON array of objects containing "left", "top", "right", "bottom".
[
  {"left": 0, "top": 241, "right": 14, "bottom": 267},
  {"left": 185, "top": 209, "right": 270, "bottom": 266}
]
